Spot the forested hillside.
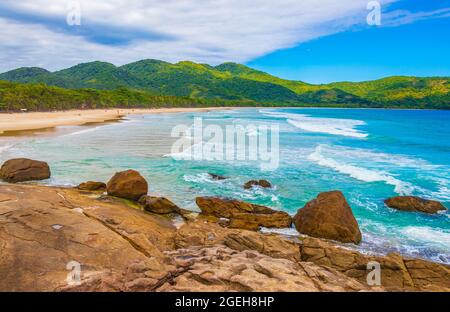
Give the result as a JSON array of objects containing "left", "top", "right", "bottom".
[{"left": 0, "top": 59, "right": 449, "bottom": 111}]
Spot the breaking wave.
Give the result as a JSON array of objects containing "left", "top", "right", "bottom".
[
  {"left": 307, "top": 145, "right": 415, "bottom": 194},
  {"left": 260, "top": 109, "right": 368, "bottom": 138}
]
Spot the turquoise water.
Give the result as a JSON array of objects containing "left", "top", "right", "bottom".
[{"left": 1, "top": 108, "right": 449, "bottom": 263}]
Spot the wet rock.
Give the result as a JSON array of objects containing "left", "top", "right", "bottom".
[
  {"left": 384, "top": 196, "right": 446, "bottom": 214},
  {"left": 243, "top": 179, "right": 272, "bottom": 189},
  {"left": 293, "top": 191, "right": 362, "bottom": 244},
  {"left": 106, "top": 170, "right": 148, "bottom": 201},
  {"left": 77, "top": 181, "right": 106, "bottom": 191},
  {"left": 208, "top": 173, "right": 227, "bottom": 180},
  {"left": 0, "top": 158, "right": 50, "bottom": 183},
  {"left": 196, "top": 196, "right": 292, "bottom": 230}
]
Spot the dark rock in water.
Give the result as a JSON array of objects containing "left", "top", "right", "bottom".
[
  {"left": 384, "top": 196, "right": 446, "bottom": 214},
  {"left": 196, "top": 196, "right": 292, "bottom": 230},
  {"left": 243, "top": 179, "right": 272, "bottom": 189},
  {"left": 139, "top": 195, "right": 180, "bottom": 214},
  {"left": 106, "top": 169, "right": 148, "bottom": 201},
  {"left": 293, "top": 191, "right": 362, "bottom": 244},
  {"left": 0, "top": 158, "right": 50, "bottom": 183},
  {"left": 77, "top": 181, "right": 106, "bottom": 191},
  {"left": 208, "top": 173, "right": 228, "bottom": 180}
]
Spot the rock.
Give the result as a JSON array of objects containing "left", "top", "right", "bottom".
[
  {"left": 299, "top": 237, "right": 450, "bottom": 291},
  {"left": 159, "top": 246, "right": 373, "bottom": 292},
  {"left": 208, "top": 173, "right": 227, "bottom": 180},
  {"left": 1, "top": 183, "right": 449, "bottom": 292},
  {"left": 139, "top": 196, "right": 180, "bottom": 214},
  {"left": 0, "top": 184, "right": 175, "bottom": 291},
  {"left": 176, "top": 208, "right": 198, "bottom": 221},
  {"left": 403, "top": 258, "right": 450, "bottom": 291},
  {"left": 299, "top": 237, "right": 413, "bottom": 290},
  {"left": 196, "top": 197, "right": 292, "bottom": 230},
  {"left": 106, "top": 170, "right": 148, "bottom": 201},
  {"left": 384, "top": 196, "right": 446, "bottom": 214},
  {"left": 293, "top": 191, "right": 362, "bottom": 244},
  {"left": 77, "top": 181, "right": 106, "bottom": 191},
  {"left": 174, "top": 219, "right": 236, "bottom": 249},
  {"left": 0, "top": 158, "right": 50, "bottom": 183},
  {"left": 175, "top": 219, "right": 300, "bottom": 262},
  {"left": 243, "top": 179, "right": 272, "bottom": 189},
  {"left": 224, "top": 231, "right": 301, "bottom": 262}
]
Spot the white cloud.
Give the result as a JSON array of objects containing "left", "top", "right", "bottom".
[
  {"left": 382, "top": 8, "right": 450, "bottom": 27},
  {"left": 0, "top": 0, "right": 397, "bottom": 72}
]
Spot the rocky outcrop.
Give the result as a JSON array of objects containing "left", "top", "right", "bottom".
[
  {"left": 158, "top": 246, "right": 373, "bottom": 292},
  {"left": 0, "top": 158, "right": 50, "bottom": 183},
  {"left": 0, "top": 184, "right": 175, "bottom": 291},
  {"left": 1, "top": 183, "right": 448, "bottom": 292},
  {"left": 174, "top": 219, "right": 300, "bottom": 262},
  {"left": 293, "top": 191, "right": 362, "bottom": 244},
  {"left": 243, "top": 179, "right": 272, "bottom": 189},
  {"left": 106, "top": 170, "right": 148, "bottom": 201},
  {"left": 196, "top": 197, "right": 292, "bottom": 230},
  {"left": 77, "top": 181, "right": 106, "bottom": 191},
  {"left": 139, "top": 196, "right": 180, "bottom": 214},
  {"left": 208, "top": 173, "right": 227, "bottom": 180},
  {"left": 384, "top": 196, "right": 446, "bottom": 214},
  {"left": 299, "top": 237, "right": 450, "bottom": 291}
]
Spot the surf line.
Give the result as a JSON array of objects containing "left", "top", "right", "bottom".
[{"left": 168, "top": 117, "right": 280, "bottom": 171}]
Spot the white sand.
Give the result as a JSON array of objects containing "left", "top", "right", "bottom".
[{"left": 0, "top": 107, "right": 230, "bottom": 134}]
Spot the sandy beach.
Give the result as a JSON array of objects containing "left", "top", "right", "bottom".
[{"left": 0, "top": 107, "right": 230, "bottom": 134}]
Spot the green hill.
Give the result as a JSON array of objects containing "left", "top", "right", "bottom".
[{"left": 0, "top": 59, "right": 449, "bottom": 109}]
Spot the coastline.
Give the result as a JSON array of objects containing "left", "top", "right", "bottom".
[
  {"left": 0, "top": 107, "right": 231, "bottom": 134},
  {"left": 1, "top": 107, "right": 448, "bottom": 267},
  {"left": 0, "top": 182, "right": 448, "bottom": 291}
]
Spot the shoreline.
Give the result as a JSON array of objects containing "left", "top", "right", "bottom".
[
  {"left": 1, "top": 106, "right": 445, "bottom": 135},
  {"left": 0, "top": 107, "right": 232, "bottom": 134},
  {"left": 0, "top": 182, "right": 448, "bottom": 291}
]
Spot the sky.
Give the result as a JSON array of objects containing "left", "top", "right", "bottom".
[{"left": 0, "top": 0, "right": 449, "bottom": 83}]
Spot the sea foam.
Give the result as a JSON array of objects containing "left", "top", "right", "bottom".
[
  {"left": 65, "top": 126, "right": 101, "bottom": 137},
  {"left": 0, "top": 145, "right": 12, "bottom": 154},
  {"left": 308, "top": 145, "right": 415, "bottom": 194},
  {"left": 401, "top": 226, "right": 450, "bottom": 250},
  {"left": 260, "top": 109, "right": 368, "bottom": 138}
]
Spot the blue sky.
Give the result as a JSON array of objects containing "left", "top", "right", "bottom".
[
  {"left": 248, "top": 0, "right": 450, "bottom": 83},
  {"left": 0, "top": 0, "right": 448, "bottom": 83}
]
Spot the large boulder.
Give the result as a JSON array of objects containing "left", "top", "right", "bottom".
[
  {"left": 196, "top": 197, "right": 292, "bottom": 230},
  {"left": 77, "top": 181, "right": 106, "bottom": 191},
  {"left": 0, "top": 158, "right": 50, "bottom": 183},
  {"left": 243, "top": 179, "right": 272, "bottom": 189},
  {"left": 384, "top": 196, "right": 446, "bottom": 214},
  {"left": 106, "top": 170, "right": 148, "bottom": 201},
  {"left": 139, "top": 196, "right": 180, "bottom": 214},
  {"left": 293, "top": 191, "right": 362, "bottom": 244}
]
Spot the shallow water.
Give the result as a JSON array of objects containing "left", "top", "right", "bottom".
[{"left": 1, "top": 108, "right": 449, "bottom": 263}]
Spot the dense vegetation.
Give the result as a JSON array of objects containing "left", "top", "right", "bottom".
[
  {"left": 0, "top": 59, "right": 448, "bottom": 111},
  {"left": 0, "top": 81, "right": 250, "bottom": 112}
]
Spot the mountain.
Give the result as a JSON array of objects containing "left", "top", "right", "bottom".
[{"left": 0, "top": 60, "right": 449, "bottom": 108}]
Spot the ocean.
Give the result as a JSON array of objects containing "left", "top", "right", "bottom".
[{"left": 1, "top": 108, "right": 449, "bottom": 263}]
